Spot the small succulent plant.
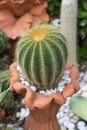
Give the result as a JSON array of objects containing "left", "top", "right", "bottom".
[
  {"left": 0, "top": 70, "right": 10, "bottom": 90},
  {"left": 0, "top": 28, "right": 8, "bottom": 54},
  {"left": 16, "top": 23, "right": 68, "bottom": 90},
  {"left": 0, "top": 70, "right": 14, "bottom": 110}
]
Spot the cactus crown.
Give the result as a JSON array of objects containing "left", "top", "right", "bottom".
[{"left": 16, "top": 23, "right": 68, "bottom": 90}]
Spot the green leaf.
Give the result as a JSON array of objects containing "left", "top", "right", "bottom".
[
  {"left": 0, "top": 70, "right": 10, "bottom": 90},
  {"left": 79, "top": 28, "right": 86, "bottom": 35},
  {"left": 83, "top": 3, "right": 87, "bottom": 11},
  {"left": 54, "top": 0, "right": 60, "bottom": 6},
  {"left": 48, "top": 3, "right": 54, "bottom": 11},
  {"left": 70, "top": 96, "right": 87, "bottom": 121},
  {"left": 79, "top": 19, "right": 87, "bottom": 26},
  {"left": 0, "top": 88, "right": 10, "bottom": 103},
  {"left": 46, "top": 0, "right": 52, "bottom": 2},
  {"left": 86, "top": 27, "right": 87, "bottom": 32},
  {"left": 0, "top": 91, "right": 14, "bottom": 110},
  {"left": 50, "top": 12, "right": 54, "bottom": 16},
  {"left": 78, "top": 11, "right": 87, "bottom": 18}
]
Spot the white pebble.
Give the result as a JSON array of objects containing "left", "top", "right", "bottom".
[
  {"left": 20, "top": 74, "right": 25, "bottom": 79},
  {"left": 17, "top": 108, "right": 29, "bottom": 121},
  {"left": 59, "top": 82, "right": 65, "bottom": 88},
  {"left": 58, "top": 118, "right": 64, "bottom": 124},
  {"left": 51, "top": 19, "right": 60, "bottom": 27},
  {"left": 50, "top": 89, "right": 55, "bottom": 93},
  {"left": 64, "top": 109, "right": 69, "bottom": 113},
  {"left": 67, "top": 122, "right": 75, "bottom": 129},
  {"left": 63, "top": 116, "right": 69, "bottom": 121},
  {"left": 77, "top": 121, "right": 86, "bottom": 128},
  {"left": 24, "top": 81, "right": 30, "bottom": 87},
  {"left": 54, "top": 88, "right": 58, "bottom": 93},
  {"left": 21, "top": 80, "right": 26, "bottom": 85},
  {"left": 68, "top": 112, "right": 74, "bottom": 117},
  {"left": 79, "top": 81, "right": 85, "bottom": 88},
  {"left": 40, "top": 90, "right": 45, "bottom": 95},
  {"left": 30, "top": 85, "right": 36, "bottom": 91},
  {"left": 20, "top": 99, "right": 25, "bottom": 104},
  {"left": 79, "top": 72, "right": 84, "bottom": 78},
  {"left": 59, "top": 112, "right": 64, "bottom": 118},
  {"left": 21, "top": 108, "right": 29, "bottom": 116},
  {"left": 79, "top": 126, "right": 87, "bottom": 130},
  {"left": 57, "top": 86, "right": 64, "bottom": 93},
  {"left": 59, "top": 106, "right": 65, "bottom": 112},
  {"left": 16, "top": 127, "right": 23, "bottom": 130},
  {"left": 16, "top": 112, "right": 20, "bottom": 118},
  {"left": 20, "top": 77, "right": 24, "bottom": 81},
  {"left": 46, "top": 90, "right": 52, "bottom": 96},
  {"left": 65, "top": 78, "right": 71, "bottom": 84},
  {"left": 70, "top": 118, "right": 78, "bottom": 123},
  {"left": 0, "top": 124, "right": 5, "bottom": 127},
  {"left": 64, "top": 70, "right": 70, "bottom": 75},
  {"left": 64, "top": 120, "right": 70, "bottom": 127},
  {"left": 81, "top": 84, "right": 87, "bottom": 91},
  {"left": 68, "top": 128, "right": 74, "bottom": 130},
  {"left": 7, "top": 124, "right": 14, "bottom": 128},
  {"left": 81, "top": 92, "right": 87, "bottom": 98},
  {"left": 56, "top": 113, "right": 60, "bottom": 119},
  {"left": 17, "top": 65, "right": 21, "bottom": 72},
  {"left": 83, "top": 72, "right": 87, "bottom": 82},
  {"left": 62, "top": 75, "right": 69, "bottom": 80}
]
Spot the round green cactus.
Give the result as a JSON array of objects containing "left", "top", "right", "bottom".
[
  {"left": 0, "top": 28, "right": 8, "bottom": 54},
  {"left": 16, "top": 24, "right": 68, "bottom": 90}
]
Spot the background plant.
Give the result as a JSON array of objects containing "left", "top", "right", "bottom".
[
  {"left": 0, "top": 70, "right": 14, "bottom": 110},
  {"left": 46, "top": 0, "right": 87, "bottom": 64},
  {"left": 77, "top": 0, "right": 87, "bottom": 64},
  {"left": 46, "top": 0, "right": 61, "bottom": 18},
  {"left": 0, "top": 28, "right": 8, "bottom": 54}
]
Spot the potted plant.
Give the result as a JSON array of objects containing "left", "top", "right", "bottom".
[{"left": 9, "top": 23, "right": 80, "bottom": 130}]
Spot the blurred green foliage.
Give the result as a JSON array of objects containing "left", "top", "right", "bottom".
[
  {"left": 46, "top": 0, "right": 61, "bottom": 17},
  {"left": 78, "top": 0, "right": 87, "bottom": 63},
  {"left": 46, "top": 0, "right": 87, "bottom": 64},
  {"left": 0, "top": 70, "right": 14, "bottom": 110},
  {"left": 0, "top": 28, "right": 8, "bottom": 54}
]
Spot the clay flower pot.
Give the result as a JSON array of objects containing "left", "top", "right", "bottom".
[
  {"left": 0, "top": 1, "right": 50, "bottom": 39},
  {"left": 0, "top": 108, "right": 5, "bottom": 121},
  {"left": 9, "top": 62, "right": 80, "bottom": 130}
]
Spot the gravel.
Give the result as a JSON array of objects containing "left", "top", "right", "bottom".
[{"left": 58, "top": 63, "right": 87, "bottom": 130}]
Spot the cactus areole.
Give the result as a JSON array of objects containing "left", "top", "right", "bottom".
[{"left": 16, "top": 24, "right": 68, "bottom": 90}]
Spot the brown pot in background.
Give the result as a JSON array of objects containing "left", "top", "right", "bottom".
[
  {"left": 9, "top": 63, "right": 80, "bottom": 130},
  {"left": 0, "top": 108, "right": 5, "bottom": 121}
]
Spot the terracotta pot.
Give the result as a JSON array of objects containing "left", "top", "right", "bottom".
[
  {"left": 9, "top": 62, "right": 80, "bottom": 130},
  {"left": 9, "top": 0, "right": 25, "bottom": 4},
  {"left": 24, "top": 101, "right": 60, "bottom": 130},
  {"left": 0, "top": 1, "right": 50, "bottom": 39},
  {"left": 0, "top": 108, "right": 5, "bottom": 121},
  {"left": 30, "top": 1, "right": 48, "bottom": 16}
]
